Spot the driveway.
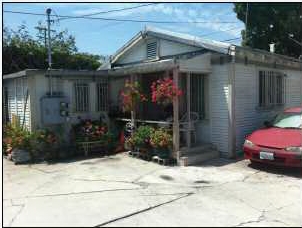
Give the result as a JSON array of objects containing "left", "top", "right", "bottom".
[{"left": 3, "top": 153, "right": 302, "bottom": 227}]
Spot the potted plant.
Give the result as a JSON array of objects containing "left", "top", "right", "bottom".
[
  {"left": 120, "top": 80, "right": 147, "bottom": 126},
  {"left": 151, "top": 77, "right": 183, "bottom": 106},
  {"left": 3, "top": 123, "right": 32, "bottom": 164},
  {"left": 150, "top": 128, "right": 173, "bottom": 159},
  {"left": 126, "top": 125, "right": 154, "bottom": 158}
]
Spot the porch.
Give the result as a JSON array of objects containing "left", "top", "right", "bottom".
[{"left": 107, "top": 55, "right": 219, "bottom": 165}]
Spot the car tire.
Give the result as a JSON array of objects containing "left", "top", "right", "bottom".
[{"left": 250, "top": 160, "right": 261, "bottom": 166}]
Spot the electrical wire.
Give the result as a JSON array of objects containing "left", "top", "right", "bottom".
[
  {"left": 220, "top": 37, "right": 241, "bottom": 42},
  {"left": 3, "top": 10, "right": 238, "bottom": 24},
  {"left": 73, "top": 3, "right": 155, "bottom": 17}
]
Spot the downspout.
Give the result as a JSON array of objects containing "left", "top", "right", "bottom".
[{"left": 228, "top": 45, "right": 237, "bottom": 158}]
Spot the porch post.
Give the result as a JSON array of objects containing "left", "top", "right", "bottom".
[
  {"left": 186, "top": 72, "right": 191, "bottom": 148},
  {"left": 173, "top": 67, "right": 180, "bottom": 163},
  {"left": 130, "top": 74, "right": 136, "bottom": 129}
]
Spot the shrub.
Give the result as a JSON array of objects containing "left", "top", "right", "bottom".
[
  {"left": 3, "top": 123, "right": 32, "bottom": 153},
  {"left": 150, "top": 128, "right": 173, "bottom": 149}
]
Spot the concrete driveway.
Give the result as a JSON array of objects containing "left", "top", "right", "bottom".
[{"left": 3, "top": 153, "right": 302, "bottom": 227}]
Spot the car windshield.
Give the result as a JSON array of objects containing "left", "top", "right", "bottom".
[{"left": 272, "top": 113, "right": 302, "bottom": 129}]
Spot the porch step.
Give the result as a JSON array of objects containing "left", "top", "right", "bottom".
[{"left": 180, "top": 144, "right": 219, "bottom": 166}]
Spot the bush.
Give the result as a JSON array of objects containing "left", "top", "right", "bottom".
[
  {"left": 150, "top": 128, "right": 173, "bottom": 149},
  {"left": 126, "top": 125, "right": 155, "bottom": 148},
  {"left": 3, "top": 123, "right": 32, "bottom": 154}
]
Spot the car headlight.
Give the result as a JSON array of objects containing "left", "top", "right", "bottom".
[
  {"left": 285, "top": 147, "right": 302, "bottom": 153},
  {"left": 244, "top": 140, "right": 255, "bottom": 148}
]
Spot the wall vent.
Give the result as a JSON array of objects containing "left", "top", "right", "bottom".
[{"left": 147, "top": 41, "right": 157, "bottom": 60}]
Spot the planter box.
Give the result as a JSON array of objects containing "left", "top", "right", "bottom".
[{"left": 11, "top": 148, "right": 31, "bottom": 164}]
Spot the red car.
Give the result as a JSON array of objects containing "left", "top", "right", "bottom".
[{"left": 244, "top": 106, "right": 302, "bottom": 168}]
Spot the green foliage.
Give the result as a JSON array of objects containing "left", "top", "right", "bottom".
[
  {"left": 150, "top": 128, "right": 173, "bottom": 149},
  {"left": 3, "top": 23, "right": 104, "bottom": 74},
  {"left": 233, "top": 3, "right": 302, "bottom": 58},
  {"left": 127, "top": 125, "right": 155, "bottom": 147},
  {"left": 3, "top": 123, "right": 33, "bottom": 152}
]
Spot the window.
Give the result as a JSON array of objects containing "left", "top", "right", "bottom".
[
  {"left": 96, "top": 79, "right": 109, "bottom": 111},
  {"left": 147, "top": 41, "right": 157, "bottom": 60},
  {"left": 74, "top": 81, "right": 89, "bottom": 112},
  {"left": 190, "top": 74, "right": 205, "bottom": 119},
  {"left": 259, "top": 71, "right": 285, "bottom": 107}
]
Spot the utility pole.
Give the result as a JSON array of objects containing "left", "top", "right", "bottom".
[
  {"left": 46, "top": 8, "right": 53, "bottom": 96},
  {"left": 245, "top": 3, "right": 249, "bottom": 44},
  {"left": 35, "top": 26, "right": 55, "bottom": 49},
  {"left": 46, "top": 8, "right": 52, "bottom": 69}
]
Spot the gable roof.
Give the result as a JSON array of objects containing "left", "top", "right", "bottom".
[
  {"left": 99, "top": 26, "right": 301, "bottom": 71},
  {"left": 110, "top": 26, "right": 233, "bottom": 64}
]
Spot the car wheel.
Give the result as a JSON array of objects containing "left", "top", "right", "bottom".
[{"left": 250, "top": 160, "right": 261, "bottom": 166}]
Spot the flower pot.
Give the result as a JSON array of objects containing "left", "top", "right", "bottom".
[
  {"left": 153, "top": 147, "right": 170, "bottom": 159},
  {"left": 11, "top": 148, "right": 31, "bottom": 164}
]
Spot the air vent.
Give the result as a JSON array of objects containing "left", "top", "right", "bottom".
[{"left": 147, "top": 41, "right": 157, "bottom": 60}]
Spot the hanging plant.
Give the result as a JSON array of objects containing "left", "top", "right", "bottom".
[
  {"left": 120, "top": 80, "right": 147, "bottom": 112},
  {"left": 150, "top": 77, "right": 183, "bottom": 106}
]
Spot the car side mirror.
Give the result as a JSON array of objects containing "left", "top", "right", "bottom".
[{"left": 264, "top": 120, "right": 272, "bottom": 128}]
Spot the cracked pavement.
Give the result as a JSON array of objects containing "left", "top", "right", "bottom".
[{"left": 3, "top": 153, "right": 302, "bottom": 227}]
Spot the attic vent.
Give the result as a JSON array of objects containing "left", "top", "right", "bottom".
[{"left": 147, "top": 41, "right": 157, "bottom": 60}]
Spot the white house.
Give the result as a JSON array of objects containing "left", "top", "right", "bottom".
[{"left": 3, "top": 26, "right": 302, "bottom": 165}]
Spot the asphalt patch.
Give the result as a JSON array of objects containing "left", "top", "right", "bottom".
[
  {"left": 194, "top": 180, "right": 211, "bottom": 184},
  {"left": 160, "top": 175, "right": 174, "bottom": 181}
]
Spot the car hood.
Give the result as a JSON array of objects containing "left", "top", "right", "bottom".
[{"left": 247, "top": 127, "right": 302, "bottom": 149}]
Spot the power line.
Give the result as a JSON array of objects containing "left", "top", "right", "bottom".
[
  {"left": 68, "top": 3, "right": 155, "bottom": 18},
  {"left": 199, "top": 26, "right": 242, "bottom": 38},
  {"left": 58, "top": 3, "right": 156, "bottom": 21},
  {"left": 220, "top": 37, "right": 241, "bottom": 42},
  {"left": 3, "top": 10, "right": 238, "bottom": 24}
]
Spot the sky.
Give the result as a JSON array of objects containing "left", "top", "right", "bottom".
[{"left": 3, "top": 2, "right": 245, "bottom": 56}]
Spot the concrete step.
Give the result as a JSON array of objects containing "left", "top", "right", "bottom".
[{"left": 180, "top": 144, "right": 219, "bottom": 166}]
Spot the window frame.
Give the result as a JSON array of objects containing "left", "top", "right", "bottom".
[
  {"left": 258, "top": 70, "right": 286, "bottom": 109},
  {"left": 96, "top": 78, "right": 109, "bottom": 112},
  {"left": 190, "top": 73, "right": 206, "bottom": 120},
  {"left": 73, "top": 81, "right": 90, "bottom": 113}
]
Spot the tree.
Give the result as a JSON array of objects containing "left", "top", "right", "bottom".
[
  {"left": 234, "top": 3, "right": 302, "bottom": 58},
  {"left": 3, "top": 23, "right": 103, "bottom": 74}
]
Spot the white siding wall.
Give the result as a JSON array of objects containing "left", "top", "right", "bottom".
[
  {"left": 209, "top": 65, "right": 230, "bottom": 156},
  {"left": 4, "top": 77, "right": 31, "bottom": 130},
  {"left": 234, "top": 64, "right": 302, "bottom": 153},
  {"left": 285, "top": 70, "right": 302, "bottom": 107},
  {"left": 160, "top": 39, "right": 199, "bottom": 56},
  {"left": 31, "top": 74, "right": 49, "bottom": 129},
  {"left": 118, "top": 40, "right": 147, "bottom": 64}
]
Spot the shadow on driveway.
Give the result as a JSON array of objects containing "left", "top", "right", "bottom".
[{"left": 248, "top": 161, "right": 302, "bottom": 178}]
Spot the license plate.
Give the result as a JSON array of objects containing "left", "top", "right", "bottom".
[{"left": 260, "top": 151, "right": 274, "bottom": 160}]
